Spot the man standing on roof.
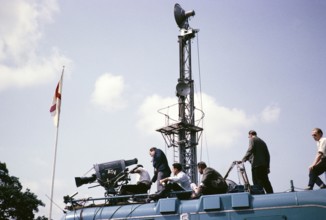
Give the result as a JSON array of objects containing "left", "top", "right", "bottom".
[
  {"left": 241, "top": 130, "right": 273, "bottom": 194},
  {"left": 149, "top": 147, "right": 171, "bottom": 192},
  {"left": 306, "top": 128, "right": 326, "bottom": 190}
]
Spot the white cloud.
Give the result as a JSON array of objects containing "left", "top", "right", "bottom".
[
  {"left": 137, "top": 93, "right": 257, "bottom": 147},
  {"left": 0, "top": 0, "right": 71, "bottom": 91},
  {"left": 91, "top": 73, "right": 127, "bottom": 111},
  {"left": 260, "top": 104, "right": 281, "bottom": 123},
  {"left": 0, "top": 49, "right": 71, "bottom": 90},
  {"left": 200, "top": 93, "right": 257, "bottom": 147},
  {"left": 137, "top": 94, "right": 177, "bottom": 134}
]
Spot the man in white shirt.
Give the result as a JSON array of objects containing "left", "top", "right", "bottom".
[
  {"left": 160, "top": 163, "right": 191, "bottom": 191},
  {"left": 119, "top": 165, "right": 151, "bottom": 195},
  {"left": 306, "top": 128, "right": 326, "bottom": 190},
  {"left": 147, "top": 163, "right": 191, "bottom": 201}
]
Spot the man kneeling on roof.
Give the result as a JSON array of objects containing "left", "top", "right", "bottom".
[
  {"left": 148, "top": 163, "right": 191, "bottom": 201},
  {"left": 191, "top": 161, "right": 228, "bottom": 198}
]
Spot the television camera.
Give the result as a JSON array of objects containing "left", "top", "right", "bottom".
[{"left": 75, "top": 158, "right": 138, "bottom": 195}]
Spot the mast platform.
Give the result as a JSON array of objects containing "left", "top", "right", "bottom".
[{"left": 156, "top": 122, "right": 203, "bottom": 135}]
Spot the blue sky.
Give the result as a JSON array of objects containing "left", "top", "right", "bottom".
[{"left": 1, "top": 0, "right": 326, "bottom": 219}]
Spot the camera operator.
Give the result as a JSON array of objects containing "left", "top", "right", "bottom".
[{"left": 119, "top": 165, "right": 151, "bottom": 195}]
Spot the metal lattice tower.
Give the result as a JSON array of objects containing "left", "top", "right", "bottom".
[{"left": 156, "top": 4, "right": 203, "bottom": 184}]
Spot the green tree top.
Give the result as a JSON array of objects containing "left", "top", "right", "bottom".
[{"left": 0, "top": 162, "right": 48, "bottom": 220}]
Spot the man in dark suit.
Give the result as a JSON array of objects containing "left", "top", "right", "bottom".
[
  {"left": 149, "top": 147, "right": 171, "bottom": 192},
  {"left": 191, "top": 161, "right": 227, "bottom": 197},
  {"left": 241, "top": 130, "right": 274, "bottom": 194}
]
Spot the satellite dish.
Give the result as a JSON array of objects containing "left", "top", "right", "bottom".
[
  {"left": 176, "top": 82, "right": 190, "bottom": 96},
  {"left": 174, "top": 3, "right": 195, "bottom": 29}
]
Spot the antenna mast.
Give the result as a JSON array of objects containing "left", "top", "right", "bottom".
[{"left": 157, "top": 4, "right": 203, "bottom": 184}]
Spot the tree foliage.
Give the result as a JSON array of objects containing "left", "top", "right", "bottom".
[{"left": 0, "top": 162, "right": 48, "bottom": 220}]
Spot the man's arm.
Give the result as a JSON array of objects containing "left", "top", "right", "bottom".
[
  {"left": 159, "top": 176, "right": 170, "bottom": 184},
  {"left": 192, "top": 183, "right": 203, "bottom": 196},
  {"left": 242, "top": 139, "right": 254, "bottom": 162},
  {"left": 160, "top": 172, "right": 183, "bottom": 184},
  {"left": 309, "top": 152, "right": 323, "bottom": 171}
]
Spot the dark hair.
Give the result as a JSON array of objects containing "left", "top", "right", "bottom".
[
  {"left": 313, "top": 128, "right": 323, "bottom": 136},
  {"left": 249, "top": 130, "right": 257, "bottom": 136},
  {"left": 149, "top": 147, "right": 157, "bottom": 152},
  {"left": 197, "top": 161, "right": 207, "bottom": 169},
  {"left": 172, "top": 163, "right": 182, "bottom": 171}
]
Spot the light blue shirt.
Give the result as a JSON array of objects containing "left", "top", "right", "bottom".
[{"left": 169, "top": 171, "right": 191, "bottom": 190}]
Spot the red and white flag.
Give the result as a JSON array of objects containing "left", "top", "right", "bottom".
[{"left": 50, "top": 73, "right": 63, "bottom": 127}]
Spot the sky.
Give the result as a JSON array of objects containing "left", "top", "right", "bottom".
[{"left": 1, "top": 0, "right": 326, "bottom": 219}]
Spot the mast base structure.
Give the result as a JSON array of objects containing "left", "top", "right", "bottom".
[
  {"left": 156, "top": 121, "right": 203, "bottom": 184},
  {"left": 156, "top": 4, "right": 203, "bottom": 185}
]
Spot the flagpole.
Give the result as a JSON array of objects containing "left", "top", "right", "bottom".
[{"left": 49, "top": 67, "right": 64, "bottom": 220}]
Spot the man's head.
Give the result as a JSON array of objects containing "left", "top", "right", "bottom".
[
  {"left": 172, "top": 163, "right": 182, "bottom": 175},
  {"left": 248, "top": 130, "right": 257, "bottom": 138},
  {"left": 312, "top": 128, "right": 323, "bottom": 141},
  {"left": 149, "top": 147, "right": 156, "bottom": 157},
  {"left": 197, "top": 161, "right": 207, "bottom": 174}
]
